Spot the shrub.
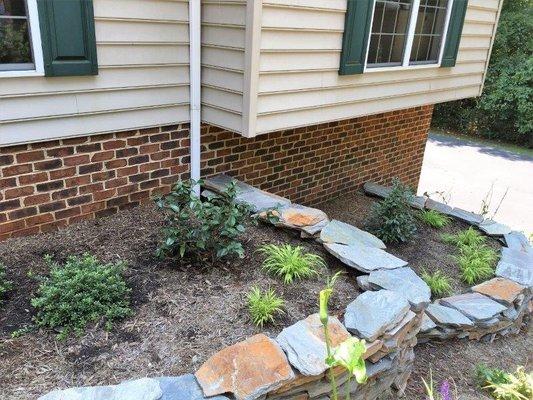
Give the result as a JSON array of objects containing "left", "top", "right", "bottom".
[
  {"left": 419, "top": 210, "right": 451, "bottom": 229},
  {"left": 442, "top": 227, "right": 486, "bottom": 248},
  {"left": 247, "top": 286, "right": 285, "bottom": 327},
  {"left": 258, "top": 244, "right": 325, "bottom": 284},
  {"left": 156, "top": 179, "right": 251, "bottom": 262},
  {"left": 421, "top": 269, "right": 452, "bottom": 297},
  {"left": 366, "top": 179, "right": 417, "bottom": 244},
  {"left": 0, "top": 263, "right": 13, "bottom": 303},
  {"left": 31, "top": 254, "right": 132, "bottom": 339},
  {"left": 476, "top": 364, "right": 533, "bottom": 400},
  {"left": 457, "top": 244, "right": 498, "bottom": 285}
]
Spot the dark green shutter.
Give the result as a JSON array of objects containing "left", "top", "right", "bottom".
[
  {"left": 339, "top": 0, "right": 374, "bottom": 75},
  {"left": 441, "top": 0, "right": 468, "bottom": 68},
  {"left": 37, "top": 0, "right": 98, "bottom": 76}
]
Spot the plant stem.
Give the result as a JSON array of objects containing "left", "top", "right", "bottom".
[
  {"left": 324, "top": 323, "right": 338, "bottom": 400},
  {"left": 345, "top": 375, "right": 352, "bottom": 400}
]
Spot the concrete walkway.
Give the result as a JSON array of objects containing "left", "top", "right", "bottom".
[{"left": 418, "top": 132, "right": 533, "bottom": 235}]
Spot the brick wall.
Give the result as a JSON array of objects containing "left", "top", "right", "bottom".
[{"left": 0, "top": 105, "right": 433, "bottom": 240}]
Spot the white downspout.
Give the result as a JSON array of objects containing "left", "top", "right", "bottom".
[{"left": 189, "top": 0, "right": 201, "bottom": 195}]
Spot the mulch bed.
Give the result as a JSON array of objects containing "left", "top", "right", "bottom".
[{"left": 0, "top": 190, "right": 515, "bottom": 400}]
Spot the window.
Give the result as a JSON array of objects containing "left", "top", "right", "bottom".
[
  {"left": 366, "top": 0, "right": 453, "bottom": 70},
  {"left": 0, "top": 0, "right": 43, "bottom": 76}
]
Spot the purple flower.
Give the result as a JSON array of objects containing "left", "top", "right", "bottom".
[{"left": 439, "top": 380, "right": 452, "bottom": 400}]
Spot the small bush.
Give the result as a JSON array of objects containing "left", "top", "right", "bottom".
[
  {"left": 442, "top": 227, "right": 486, "bottom": 248},
  {"left": 258, "top": 244, "right": 324, "bottom": 284},
  {"left": 156, "top": 179, "right": 252, "bottom": 262},
  {"left": 476, "top": 364, "right": 533, "bottom": 400},
  {"left": 457, "top": 244, "right": 498, "bottom": 285},
  {"left": 366, "top": 178, "right": 417, "bottom": 244},
  {"left": 0, "top": 263, "right": 13, "bottom": 303},
  {"left": 31, "top": 254, "right": 132, "bottom": 339},
  {"left": 247, "top": 286, "right": 284, "bottom": 327},
  {"left": 418, "top": 210, "right": 451, "bottom": 229},
  {"left": 421, "top": 269, "right": 452, "bottom": 297}
]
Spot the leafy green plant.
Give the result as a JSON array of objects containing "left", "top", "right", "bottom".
[
  {"left": 477, "top": 364, "right": 533, "bottom": 400},
  {"left": 247, "top": 286, "right": 285, "bottom": 327},
  {"left": 442, "top": 227, "right": 486, "bottom": 248},
  {"left": 366, "top": 178, "right": 417, "bottom": 244},
  {"left": 258, "top": 244, "right": 325, "bottom": 284},
  {"left": 319, "top": 272, "right": 367, "bottom": 400},
  {"left": 0, "top": 263, "right": 13, "bottom": 303},
  {"left": 421, "top": 269, "right": 452, "bottom": 297},
  {"left": 31, "top": 254, "right": 132, "bottom": 339},
  {"left": 457, "top": 244, "right": 498, "bottom": 285},
  {"left": 156, "top": 179, "right": 252, "bottom": 262},
  {"left": 419, "top": 210, "right": 451, "bottom": 229}
]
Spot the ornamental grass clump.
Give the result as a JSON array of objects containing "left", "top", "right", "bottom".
[
  {"left": 247, "top": 286, "right": 285, "bottom": 327},
  {"left": 457, "top": 244, "right": 498, "bottom": 285},
  {"left": 366, "top": 178, "right": 417, "bottom": 244},
  {"left": 442, "top": 227, "right": 485, "bottom": 247},
  {"left": 258, "top": 244, "right": 325, "bottom": 284},
  {"left": 0, "top": 263, "right": 13, "bottom": 304},
  {"left": 419, "top": 209, "right": 451, "bottom": 229},
  {"left": 420, "top": 269, "right": 452, "bottom": 297},
  {"left": 31, "top": 254, "right": 132, "bottom": 340}
]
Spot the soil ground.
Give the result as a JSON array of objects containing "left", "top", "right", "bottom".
[{"left": 0, "top": 190, "right": 520, "bottom": 400}]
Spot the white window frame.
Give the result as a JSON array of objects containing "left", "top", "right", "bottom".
[
  {"left": 364, "top": 0, "right": 454, "bottom": 73},
  {"left": 0, "top": 0, "right": 44, "bottom": 78}
]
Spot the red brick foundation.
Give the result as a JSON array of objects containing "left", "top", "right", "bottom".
[{"left": 0, "top": 105, "right": 433, "bottom": 239}]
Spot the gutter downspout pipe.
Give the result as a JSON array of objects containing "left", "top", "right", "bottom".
[{"left": 189, "top": 0, "right": 201, "bottom": 196}]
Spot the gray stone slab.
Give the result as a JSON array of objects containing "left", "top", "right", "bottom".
[
  {"left": 324, "top": 243, "right": 407, "bottom": 273},
  {"left": 449, "top": 208, "right": 484, "bottom": 225},
  {"left": 363, "top": 182, "right": 392, "bottom": 198},
  {"left": 496, "top": 260, "right": 533, "bottom": 288},
  {"left": 356, "top": 275, "right": 377, "bottom": 291},
  {"left": 273, "top": 204, "right": 329, "bottom": 236},
  {"left": 237, "top": 189, "right": 291, "bottom": 213},
  {"left": 344, "top": 290, "right": 410, "bottom": 341},
  {"left": 410, "top": 196, "right": 427, "bottom": 210},
  {"left": 504, "top": 231, "right": 532, "bottom": 253},
  {"left": 368, "top": 267, "right": 431, "bottom": 311},
  {"left": 420, "top": 312, "right": 437, "bottom": 333},
  {"left": 157, "top": 375, "right": 229, "bottom": 400},
  {"left": 425, "top": 198, "right": 453, "bottom": 215},
  {"left": 501, "top": 247, "right": 533, "bottom": 269},
  {"left": 204, "top": 174, "right": 255, "bottom": 195},
  {"left": 38, "top": 378, "right": 163, "bottom": 400},
  {"left": 425, "top": 303, "right": 474, "bottom": 327},
  {"left": 320, "top": 219, "right": 386, "bottom": 249},
  {"left": 440, "top": 293, "right": 507, "bottom": 322},
  {"left": 478, "top": 220, "right": 512, "bottom": 236},
  {"left": 365, "top": 357, "right": 393, "bottom": 378}
]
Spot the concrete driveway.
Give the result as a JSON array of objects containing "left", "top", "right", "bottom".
[{"left": 418, "top": 132, "right": 533, "bottom": 235}]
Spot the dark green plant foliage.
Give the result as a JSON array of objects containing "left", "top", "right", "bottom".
[
  {"left": 366, "top": 179, "right": 417, "bottom": 244},
  {"left": 477, "top": 364, "right": 512, "bottom": 389},
  {"left": 476, "top": 364, "right": 533, "bottom": 400},
  {"left": 0, "top": 263, "right": 13, "bottom": 303},
  {"left": 31, "top": 254, "right": 131, "bottom": 339},
  {"left": 156, "top": 179, "right": 251, "bottom": 262},
  {"left": 433, "top": 0, "right": 533, "bottom": 147}
]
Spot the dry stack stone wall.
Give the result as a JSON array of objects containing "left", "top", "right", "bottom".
[{"left": 0, "top": 106, "right": 433, "bottom": 240}]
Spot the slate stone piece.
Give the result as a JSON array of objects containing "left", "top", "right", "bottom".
[
  {"left": 420, "top": 312, "right": 437, "bottom": 333},
  {"left": 195, "top": 334, "right": 294, "bottom": 400},
  {"left": 425, "top": 303, "right": 474, "bottom": 327},
  {"left": 356, "top": 275, "right": 377, "bottom": 291},
  {"left": 425, "top": 198, "right": 453, "bottom": 215},
  {"left": 501, "top": 247, "right": 533, "bottom": 269},
  {"left": 449, "top": 208, "right": 484, "bottom": 225},
  {"left": 504, "top": 231, "right": 532, "bottom": 253},
  {"left": 472, "top": 277, "right": 525, "bottom": 306},
  {"left": 272, "top": 204, "right": 329, "bottom": 236},
  {"left": 410, "top": 195, "right": 428, "bottom": 210},
  {"left": 368, "top": 267, "right": 431, "bottom": 311},
  {"left": 363, "top": 182, "right": 392, "bottom": 198},
  {"left": 344, "top": 290, "right": 410, "bottom": 341},
  {"left": 478, "top": 220, "right": 512, "bottom": 236},
  {"left": 276, "top": 314, "right": 350, "bottom": 376},
  {"left": 496, "top": 260, "right": 533, "bottom": 288},
  {"left": 38, "top": 378, "right": 163, "bottom": 400},
  {"left": 320, "top": 219, "right": 386, "bottom": 249},
  {"left": 440, "top": 293, "right": 507, "bottom": 322},
  {"left": 157, "top": 375, "right": 229, "bottom": 400},
  {"left": 323, "top": 243, "right": 407, "bottom": 273},
  {"left": 204, "top": 174, "right": 255, "bottom": 194}
]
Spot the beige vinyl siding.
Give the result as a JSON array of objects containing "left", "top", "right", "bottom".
[
  {"left": 253, "top": 0, "right": 502, "bottom": 136},
  {"left": 0, "top": 0, "right": 190, "bottom": 147}
]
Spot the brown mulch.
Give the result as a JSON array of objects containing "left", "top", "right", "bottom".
[{"left": 0, "top": 190, "right": 516, "bottom": 400}]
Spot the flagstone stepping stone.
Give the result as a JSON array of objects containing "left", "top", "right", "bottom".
[
  {"left": 425, "top": 198, "right": 453, "bottom": 215},
  {"left": 269, "top": 204, "right": 329, "bottom": 236},
  {"left": 478, "top": 220, "right": 512, "bottom": 236},
  {"left": 425, "top": 303, "right": 474, "bottom": 327},
  {"left": 504, "top": 231, "right": 532, "bottom": 253},
  {"left": 39, "top": 378, "right": 163, "bottom": 400},
  {"left": 439, "top": 293, "right": 507, "bottom": 322},
  {"left": 276, "top": 314, "right": 350, "bottom": 376},
  {"left": 157, "top": 375, "right": 229, "bottom": 400},
  {"left": 472, "top": 277, "right": 526, "bottom": 306},
  {"left": 368, "top": 267, "right": 431, "bottom": 311},
  {"left": 449, "top": 208, "right": 484, "bottom": 225},
  {"left": 420, "top": 312, "right": 437, "bottom": 333},
  {"left": 363, "top": 182, "right": 392, "bottom": 198},
  {"left": 320, "top": 219, "right": 386, "bottom": 249},
  {"left": 195, "top": 334, "right": 294, "bottom": 400},
  {"left": 496, "top": 260, "right": 533, "bottom": 288},
  {"left": 323, "top": 243, "right": 407, "bottom": 273},
  {"left": 344, "top": 290, "right": 410, "bottom": 341}
]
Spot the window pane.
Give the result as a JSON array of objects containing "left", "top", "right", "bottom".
[
  {"left": 0, "top": 19, "right": 33, "bottom": 64},
  {"left": 0, "top": 0, "right": 27, "bottom": 16},
  {"left": 409, "top": 0, "right": 449, "bottom": 64}
]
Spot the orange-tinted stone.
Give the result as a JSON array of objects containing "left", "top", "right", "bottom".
[
  {"left": 195, "top": 334, "right": 294, "bottom": 400},
  {"left": 472, "top": 277, "right": 525, "bottom": 305}
]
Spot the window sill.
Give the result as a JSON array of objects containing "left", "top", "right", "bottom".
[
  {"left": 364, "top": 63, "right": 442, "bottom": 74},
  {"left": 0, "top": 70, "right": 45, "bottom": 78}
]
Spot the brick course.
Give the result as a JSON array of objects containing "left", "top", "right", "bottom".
[{"left": 0, "top": 105, "right": 433, "bottom": 240}]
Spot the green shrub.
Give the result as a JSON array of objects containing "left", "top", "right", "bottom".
[
  {"left": 420, "top": 269, "right": 452, "bottom": 297},
  {"left": 31, "top": 254, "right": 132, "bottom": 339},
  {"left": 156, "top": 179, "right": 251, "bottom": 262},
  {"left": 366, "top": 179, "right": 417, "bottom": 244},
  {"left": 247, "top": 286, "right": 285, "bottom": 327},
  {"left": 442, "top": 227, "right": 486, "bottom": 248},
  {"left": 258, "top": 244, "right": 324, "bottom": 284},
  {"left": 476, "top": 364, "right": 533, "bottom": 400},
  {"left": 418, "top": 210, "right": 451, "bottom": 229},
  {"left": 457, "top": 244, "right": 498, "bottom": 285},
  {"left": 0, "top": 263, "right": 13, "bottom": 303}
]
